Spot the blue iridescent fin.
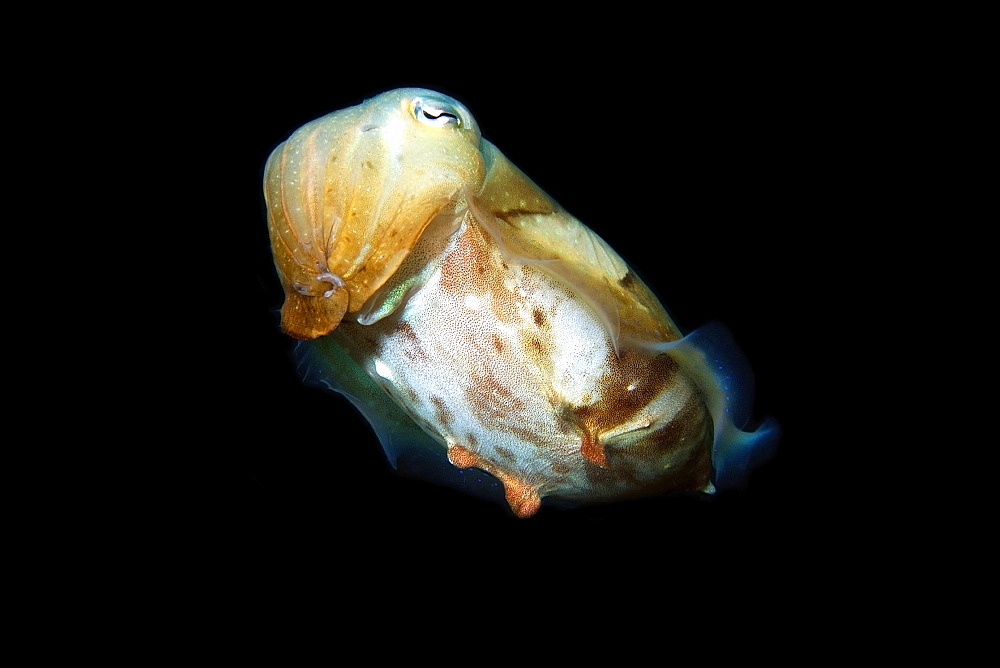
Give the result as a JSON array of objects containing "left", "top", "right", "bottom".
[
  {"left": 658, "top": 322, "right": 780, "bottom": 489},
  {"left": 295, "top": 335, "right": 508, "bottom": 504}
]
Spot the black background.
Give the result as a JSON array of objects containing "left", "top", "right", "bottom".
[{"left": 202, "top": 61, "right": 830, "bottom": 573}]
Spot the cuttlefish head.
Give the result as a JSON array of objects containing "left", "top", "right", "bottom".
[{"left": 265, "top": 88, "right": 487, "bottom": 339}]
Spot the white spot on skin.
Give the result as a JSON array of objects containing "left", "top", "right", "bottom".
[
  {"left": 463, "top": 294, "right": 481, "bottom": 310},
  {"left": 374, "top": 359, "right": 393, "bottom": 380}
]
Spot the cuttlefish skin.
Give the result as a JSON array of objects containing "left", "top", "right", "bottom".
[
  {"left": 265, "top": 89, "right": 778, "bottom": 517},
  {"left": 265, "top": 89, "right": 485, "bottom": 340}
]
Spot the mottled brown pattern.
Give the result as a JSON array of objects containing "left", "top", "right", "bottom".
[
  {"left": 584, "top": 388, "right": 712, "bottom": 494},
  {"left": 429, "top": 395, "right": 454, "bottom": 426},
  {"left": 457, "top": 360, "right": 545, "bottom": 450},
  {"left": 496, "top": 446, "right": 516, "bottom": 463},
  {"left": 393, "top": 320, "right": 420, "bottom": 343},
  {"left": 393, "top": 321, "right": 428, "bottom": 361},
  {"left": 575, "top": 352, "right": 683, "bottom": 438},
  {"left": 464, "top": 367, "right": 526, "bottom": 416},
  {"left": 618, "top": 271, "right": 639, "bottom": 291}
]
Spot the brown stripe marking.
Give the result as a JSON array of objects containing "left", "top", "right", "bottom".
[{"left": 429, "top": 395, "right": 454, "bottom": 427}]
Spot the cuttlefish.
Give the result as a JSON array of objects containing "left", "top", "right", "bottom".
[{"left": 264, "top": 88, "right": 778, "bottom": 517}]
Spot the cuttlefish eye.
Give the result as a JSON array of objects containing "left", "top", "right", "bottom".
[{"left": 412, "top": 97, "right": 462, "bottom": 127}]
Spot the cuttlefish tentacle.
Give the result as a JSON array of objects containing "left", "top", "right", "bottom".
[{"left": 266, "top": 89, "right": 486, "bottom": 340}]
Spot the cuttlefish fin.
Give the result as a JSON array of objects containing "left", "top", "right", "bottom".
[
  {"left": 297, "top": 334, "right": 509, "bottom": 506},
  {"left": 296, "top": 334, "right": 433, "bottom": 467},
  {"left": 653, "top": 321, "right": 781, "bottom": 488}
]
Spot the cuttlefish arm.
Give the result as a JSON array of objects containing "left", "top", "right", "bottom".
[{"left": 264, "top": 90, "right": 486, "bottom": 339}]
